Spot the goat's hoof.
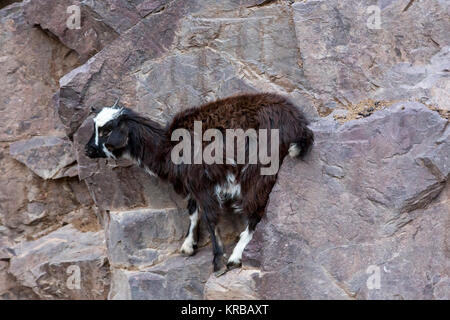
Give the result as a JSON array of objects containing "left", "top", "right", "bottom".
[
  {"left": 213, "top": 255, "right": 227, "bottom": 274},
  {"left": 226, "top": 260, "right": 242, "bottom": 271},
  {"left": 180, "top": 244, "right": 195, "bottom": 256},
  {"left": 180, "top": 250, "right": 193, "bottom": 256},
  {"left": 214, "top": 266, "right": 227, "bottom": 277},
  {"left": 180, "top": 238, "right": 198, "bottom": 256}
]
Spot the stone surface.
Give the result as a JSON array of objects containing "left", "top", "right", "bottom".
[
  {"left": 108, "top": 247, "right": 212, "bottom": 300},
  {"left": 10, "top": 136, "right": 76, "bottom": 180},
  {"left": 23, "top": 0, "right": 120, "bottom": 62},
  {"left": 1, "top": 0, "right": 449, "bottom": 300},
  {"left": 0, "top": 2, "right": 79, "bottom": 144},
  {"left": 9, "top": 225, "right": 110, "bottom": 300},
  {"left": 0, "top": 261, "right": 39, "bottom": 300},
  {"left": 212, "top": 102, "right": 449, "bottom": 299},
  {"left": 0, "top": 2, "right": 103, "bottom": 299},
  {"left": 204, "top": 269, "right": 261, "bottom": 300},
  {"left": 106, "top": 206, "right": 246, "bottom": 268},
  {"left": 0, "top": 1, "right": 21, "bottom": 10},
  {"left": 105, "top": 205, "right": 246, "bottom": 299},
  {"left": 292, "top": 0, "right": 450, "bottom": 107},
  {"left": 106, "top": 208, "right": 189, "bottom": 269},
  {"left": 0, "top": 2, "right": 95, "bottom": 242}
]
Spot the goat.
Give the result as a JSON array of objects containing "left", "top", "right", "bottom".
[{"left": 85, "top": 93, "right": 314, "bottom": 274}]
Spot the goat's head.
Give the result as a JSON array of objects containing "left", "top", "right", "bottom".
[{"left": 85, "top": 101, "right": 130, "bottom": 159}]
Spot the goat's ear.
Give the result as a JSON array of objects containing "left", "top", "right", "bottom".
[
  {"left": 91, "top": 106, "right": 99, "bottom": 114},
  {"left": 105, "top": 125, "right": 129, "bottom": 150},
  {"left": 112, "top": 98, "right": 120, "bottom": 109}
]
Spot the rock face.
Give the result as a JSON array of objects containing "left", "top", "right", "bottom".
[
  {"left": 1, "top": 0, "right": 449, "bottom": 300},
  {"left": 106, "top": 208, "right": 190, "bottom": 269},
  {"left": 109, "top": 248, "right": 212, "bottom": 300},
  {"left": 0, "top": 1, "right": 103, "bottom": 299},
  {"left": 9, "top": 225, "right": 110, "bottom": 300},
  {"left": 10, "top": 136, "right": 76, "bottom": 180},
  {"left": 23, "top": 0, "right": 119, "bottom": 62},
  {"left": 206, "top": 102, "right": 449, "bottom": 300}
]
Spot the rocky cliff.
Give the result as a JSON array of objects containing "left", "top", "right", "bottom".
[{"left": 0, "top": 0, "right": 448, "bottom": 300}]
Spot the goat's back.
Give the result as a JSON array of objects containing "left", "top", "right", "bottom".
[{"left": 168, "top": 92, "right": 309, "bottom": 134}]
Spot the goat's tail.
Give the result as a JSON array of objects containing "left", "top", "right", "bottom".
[{"left": 288, "top": 125, "right": 314, "bottom": 158}]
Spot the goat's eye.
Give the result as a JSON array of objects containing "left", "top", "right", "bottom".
[{"left": 101, "top": 128, "right": 111, "bottom": 136}]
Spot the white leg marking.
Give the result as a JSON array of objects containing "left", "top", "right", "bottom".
[
  {"left": 228, "top": 226, "right": 253, "bottom": 265},
  {"left": 180, "top": 209, "right": 198, "bottom": 256}
]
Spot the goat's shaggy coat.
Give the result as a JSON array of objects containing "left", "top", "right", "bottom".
[{"left": 85, "top": 93, "right": 314, "bottom": 272}]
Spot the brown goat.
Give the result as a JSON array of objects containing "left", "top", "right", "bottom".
[{"left": 85, "top": 93, "right": 314, "bottom": 274}]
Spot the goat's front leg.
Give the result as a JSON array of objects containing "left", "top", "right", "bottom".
[
  {"left": 180, "top": 198, "right": 199, "bottom": 256},
  {"left": 202, "top": 211, "right": 226, "bottom": 275},
  {"left": 227, "top": 213, "right": 261, "bottom": 270}
]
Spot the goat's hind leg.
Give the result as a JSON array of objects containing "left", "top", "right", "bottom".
[
  {"left": 180, "top": 198, "right": 200, "bottom": 256},
  {"left": 227, "top": 213, "right": 261, "bottom": 270},
  {"left": 203, "top": 212, "right": 226, "bottom": 276}
]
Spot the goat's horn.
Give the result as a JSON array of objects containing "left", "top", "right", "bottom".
[{"left": 112, "top": 97, "right": 120, "bottom": 108}]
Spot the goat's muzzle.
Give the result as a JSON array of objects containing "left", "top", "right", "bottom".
[{"left": 85, "top": 144, "right": 104, "bottom": 158}]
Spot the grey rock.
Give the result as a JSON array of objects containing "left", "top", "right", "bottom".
[
  {"left": 0, "top": 260, "right": 39, "bottom": 300},
  {"left": 10, "top": 136, "right": 76, "bottom": 180},
  {"left": 106, "top": 208, "right": 189, "bottom": 268},
  {"left": 210, "top": 102, "right": 450, "bottom": 299},
  {"left": 107, "top": 206, "right": 247, "bottom": 268},
  {"left": 204, "top": 269, "right": 262, "bottom": 300},
  {"left": 9, "top": 224, "right": 110, "bottom": 300},
  {"left": 23, "top": 0, "right": 122, "bottom": 62},
  {"left": 0, "top": 1, "right": 79, "bottom": 144},
  {"left": 109, "top": 247, "right": 212, "bottom": 300},
  {"left": 0, "top": 237, "right": 15, "bottom": 261},
  {"left": 0, "top": 1, "right": 96, "bottom": 247},
  {"left": 292, "top": 0, "right": 450, "bottom": 105}
]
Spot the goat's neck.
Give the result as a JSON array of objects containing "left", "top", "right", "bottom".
[{"left": 127, "top": 118, "right": 169, "bottom": 178}]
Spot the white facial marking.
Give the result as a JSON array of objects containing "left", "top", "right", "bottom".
[
  {"left": 94, "top": 107, "right": 123, "bottom": 127},
  {"left": 95, "top": 123, "right": 99, "bottom": 146},
  {"left": 93, "top": 107, "right": 123, "bottom": 147},
  {"left": 180, "top": 209, "right": 198, "bottom": 256},
  {"left": 288, "top": 143, "right": 301, "bottom": 158},
  {"left": 228, "top": 226, "right": 253, "bottom": 265}
]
